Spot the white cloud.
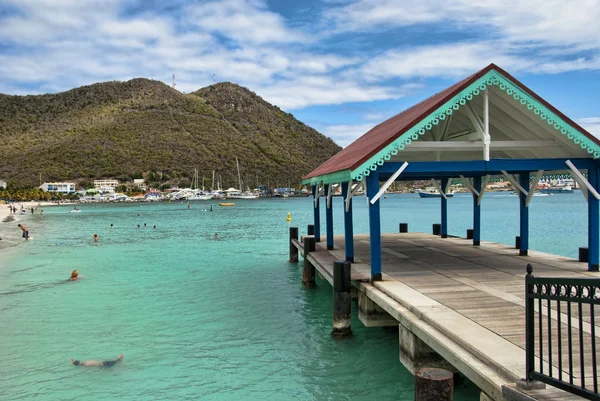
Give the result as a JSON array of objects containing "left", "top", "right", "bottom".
[
  {"left": 185, "top": 0, "right": 307, "bottom": 45},
  {"left": 320, "top": 123, "right": 377, "bottom": 147},
  {"left": 580, "top": 118, "right": 600, "bottom": 138},
  {"left": 326, "top": 0, "right": 600, "bottom": 50}
]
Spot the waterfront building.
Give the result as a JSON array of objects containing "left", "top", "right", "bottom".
[
  {"left": 40, "top": 182, "right": 76, "bottom": 193},
  {"left": 93, "top": 179, "right": 119, "bottom": 189},
  {"left": 0, "top": 180, "right": 6, "bottom": 189},
  {"left": 133, "top": 178, "right": 147, "bottom": 191}
]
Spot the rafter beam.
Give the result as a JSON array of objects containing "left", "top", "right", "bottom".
[
  {"left": 501, "top": 171, "right": 528, "bottom": 196},
  {"left": 404, "top": 141, "right": 560, "bottom": 151},
  {"left": 460, "top": 175, "right": 479, "bottom": 196}
]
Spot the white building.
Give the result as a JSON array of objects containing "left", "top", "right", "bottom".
[
  {"left": 133, "top": 178, "right": 146, "bottom": 191},
  {"left": 40, "top": 182, "right": 76, "bottom": 194},
  {"left": 0, "top": 180, "right": 6, "bottom": 189},
  {"left": 94, "top": 179, "right": 119, "bottom": 189}
]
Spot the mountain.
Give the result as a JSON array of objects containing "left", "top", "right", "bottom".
[{"left": 0, "top": 79, "right": 341, "bottom": 188}]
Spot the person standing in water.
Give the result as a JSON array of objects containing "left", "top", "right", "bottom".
[
  {"left": 214, "top": 233, "right": 218, "bottom": 240},
  {"left": 71, "top": 354, "right": 124, "bottom": 367},
  {"left": 92, "top": 234, "right": 98, "bottom": 243},
  {"left": 110, "top": 224, "right": 113, "bottom": 229},
  {"left": 17, "top": 224, "right": 29, "bottom": 240}
]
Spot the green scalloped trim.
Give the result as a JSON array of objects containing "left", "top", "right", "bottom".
[
  {"left": 350, "top": 70, "right": 600, "bottom": 182},
  {"left": 459, "top": 174, "right": 582, "bottom": 183},
  {"left": 302, "top": 169, "right": 351, "bottom": 186}
]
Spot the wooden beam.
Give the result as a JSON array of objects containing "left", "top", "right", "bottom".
[
  {"left": 525, "top": 170, "right": 544, "bottom": 206},
  {"left": 566, "top": 159, "right": 600, "bottom": 200},
  {"left": 370, "top": 162, "right": 408, "bottom": 205},
  {"left": 460, "top": 175, "right": 479, "bottom": 197},
  {"left": 501, "top": 171, "right": 528, "bottom": 196},
  {"left": 430, "top": 179, "right": 448, "bottom": 200},
  {"left": 405, "top": 141, "right": 560, "bottom": 151},
  {"left": 478, "top": 175, "right": 490, "bottom": 205},
  {"left": 483, "top": 89, "right": 490, "bottom": 161}
]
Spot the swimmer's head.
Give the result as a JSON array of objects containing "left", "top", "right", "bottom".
[
  {"left": 17, "top": 224, "right": 21, "bottom": 227},
  {"left": 71, "top": 270, "right": 79, "bottom": 278},
  {"left": 71, "top": 359, "right": 80, "bottom": 365}
]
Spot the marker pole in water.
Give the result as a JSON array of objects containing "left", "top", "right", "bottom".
[
  {"left": 289, "top": 227, "right": 298, "bottom": 263},
  {"left": 331, "top": 260, "right": 351, "bottom": 337},
  {"left": 302, "top": 236, "right": 316, "bottom": 287}
]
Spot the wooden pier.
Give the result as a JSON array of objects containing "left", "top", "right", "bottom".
[{"left": 293, "top": 232, "right": 600, "bottom": 401}]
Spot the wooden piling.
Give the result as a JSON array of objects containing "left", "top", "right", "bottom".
[
  {"left": 307, "top": 224, "right": 314, "bottom": 236},
  {"left": 399, "top": 223, "right": 408, "bottom": 233},
  {"left": 432, "top": 224, "right": 441, "bottom": 236},
  {"left": 579, "top": 247, "right": 589, "bottom": 262},
  {"left": 466, "top": 229, "right": 473, "bottom": 239},
  {"left": 415, "top": 367, "right": 454, "bottom": 401},
  {"left": 289, "top": 227, "right": 298, "bottom": 263},
  {"left": 515, "top": 236, "right": 521, "bottom": 249},
  {"left": 302, "top": 236, "right": 316, "bottom": 286},
  {"left": 332, "top": 260, "right": 352, "bottom": 337}
]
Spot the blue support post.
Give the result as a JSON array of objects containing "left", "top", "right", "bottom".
[
  {"left": 312, "top": 185, "right": 321, "bottom": 242},
  {"left": 473, "top": 176, "right": 482, "bottom": 246},
  {"left": 588, "top": 167, "right": 599, "bottom": 271},
  {"left": 519, "top": 172, "right": 530, "bottom": 256},
  {"left": 367, "top": 172, "right": 382, "bottom": 281},
  {"left": 441, "top": 177, "right": 448, "bottom": 239},
  {"left": 341, "top": 182, "right": 354, "bottom": 263},
  {"left": 325, "top": 185, "right": 334, "bottom": 250}
]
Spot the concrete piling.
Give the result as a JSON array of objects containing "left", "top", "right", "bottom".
[
  {"left": 580, "top": 247, "right": 589, "bottom": 262},
  {"left": 302, "top": 236, "right": 316, "bottom": 286},
  {"left": 332, "top": 260, "right": 352, "bottom": 337},
  {"left": 307, "top": 224, "right": 314, "bottom": 236},
  {"left": 399, "top": 223, "right": 408, "bottom": 233},
  {"left": 289, "top": 227, "right": 298, "bottom": 263},
  {"left": 414, "top": 367, "right": 454, "bottom": 401}
]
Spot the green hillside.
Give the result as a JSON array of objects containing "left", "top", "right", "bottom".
[{"left": 0, "top": 79, "right": 341, "bottom": 188}]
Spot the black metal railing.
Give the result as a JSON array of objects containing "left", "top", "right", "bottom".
[{"left": 526, "top": 263, "right": 600, "bottom": 400}]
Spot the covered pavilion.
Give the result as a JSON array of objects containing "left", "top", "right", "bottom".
[{"left": 303, "top": 63, "right": 600, "bottom": 279}]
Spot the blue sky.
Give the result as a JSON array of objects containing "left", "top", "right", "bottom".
[{"left": 0, "top": 0, "right": 599, "bottom": 146}]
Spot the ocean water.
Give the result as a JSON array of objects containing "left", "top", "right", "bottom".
[{"left": 0, "top": 192, "right": 590, "bottom": 400}]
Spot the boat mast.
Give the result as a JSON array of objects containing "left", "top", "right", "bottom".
[
  {"left": 236, "top": 157, "right": 242, "bottom": 192},
  {"left": 211, "top": 170, "right": 215, "bottom": 191}
]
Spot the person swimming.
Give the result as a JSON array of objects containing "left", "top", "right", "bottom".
[
  {"left": 153, "top": 225, "right": 156, "bottom": 229},
  {"left": 69, "top": 270, "right": 79, "bottom": 281},
  {"left": 110, "top": 223, "right": 113, "bottom": 229},
  {"left": 214, "top": 233, "right": 218, "bottom": 240},
  {"left": 71, "top": 353, "right": 124, "bottom": 367},
  {"left": 92, "top": 234, "right": 98, "bottom": 242}
]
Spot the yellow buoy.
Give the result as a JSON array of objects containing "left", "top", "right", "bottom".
[{"left": 286, "top": 212, "right": 291, "bottom": 222}]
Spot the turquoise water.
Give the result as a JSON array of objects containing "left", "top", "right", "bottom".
[{"left": 0, "top": 193, "right": 590, "bottom": 400}]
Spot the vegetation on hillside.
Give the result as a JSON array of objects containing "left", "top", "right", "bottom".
[{"left": 0, "top": 79, "right": 341, "bottom": 188}]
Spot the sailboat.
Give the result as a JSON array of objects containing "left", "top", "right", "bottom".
[
  {"left": 188, "top": 168, "right": 212, "bottom": 200},
  {"left": 229, "top": 158, "right": 258, "bottom": 199}
]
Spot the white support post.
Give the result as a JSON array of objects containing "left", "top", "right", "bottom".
[
  {"left": 327, "top": 184, "right": 333, "bottom": 209},
  {"left": 430, "top": 179, "right": 448, "bottom": 200},
  {"left": 566, "top": 160, "right": 600, "bottom": 200},
  {"left": 460, "top": 175, "right": 479, "bottom": 196},
  {"left": 501, "top": 171, "right": 528, "bottom": 196},
  {"left": 478, "top": 175, "right": 491, "bottom": 205},
  {"left": 314, "top": 183, "right": 321, "bottom": 207},
  {"left": 370, "top": 162, "right": 409, "bottom": 205},
  {"left": 483, "top": 89, "right": 490, "bottom": 161},
  {"left": 525, "top": 170, "right": 544, "bottom": 206},
  {"left": 345, "top": 181, "right": 353, "bottom": 212}
]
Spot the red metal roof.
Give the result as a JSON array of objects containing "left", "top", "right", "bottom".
[{"left": 304, "top": 63, "right": 598, "bottom": 180}]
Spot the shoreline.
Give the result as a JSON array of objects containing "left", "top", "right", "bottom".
[{"left": 0, "top": 201, "right": 62, "bottom": 253}]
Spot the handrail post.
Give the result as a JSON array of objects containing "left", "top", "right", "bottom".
[
  {"left": 525, "top": 263, "right": 535, "bottom": 382},
  {"left": 289, "top": 227, "right": 298, "bottom": 263}
]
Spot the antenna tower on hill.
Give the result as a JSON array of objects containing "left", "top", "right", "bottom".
[
  {"left": 213, "top": 73, "right": 216, "bottom": 84},
  {"left": 172, "top": 73, "right": 176, "bottom": 89}
]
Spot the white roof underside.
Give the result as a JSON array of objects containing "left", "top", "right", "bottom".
[{"left": 390, "top": 85, "right": 589, "bottom": 163}]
